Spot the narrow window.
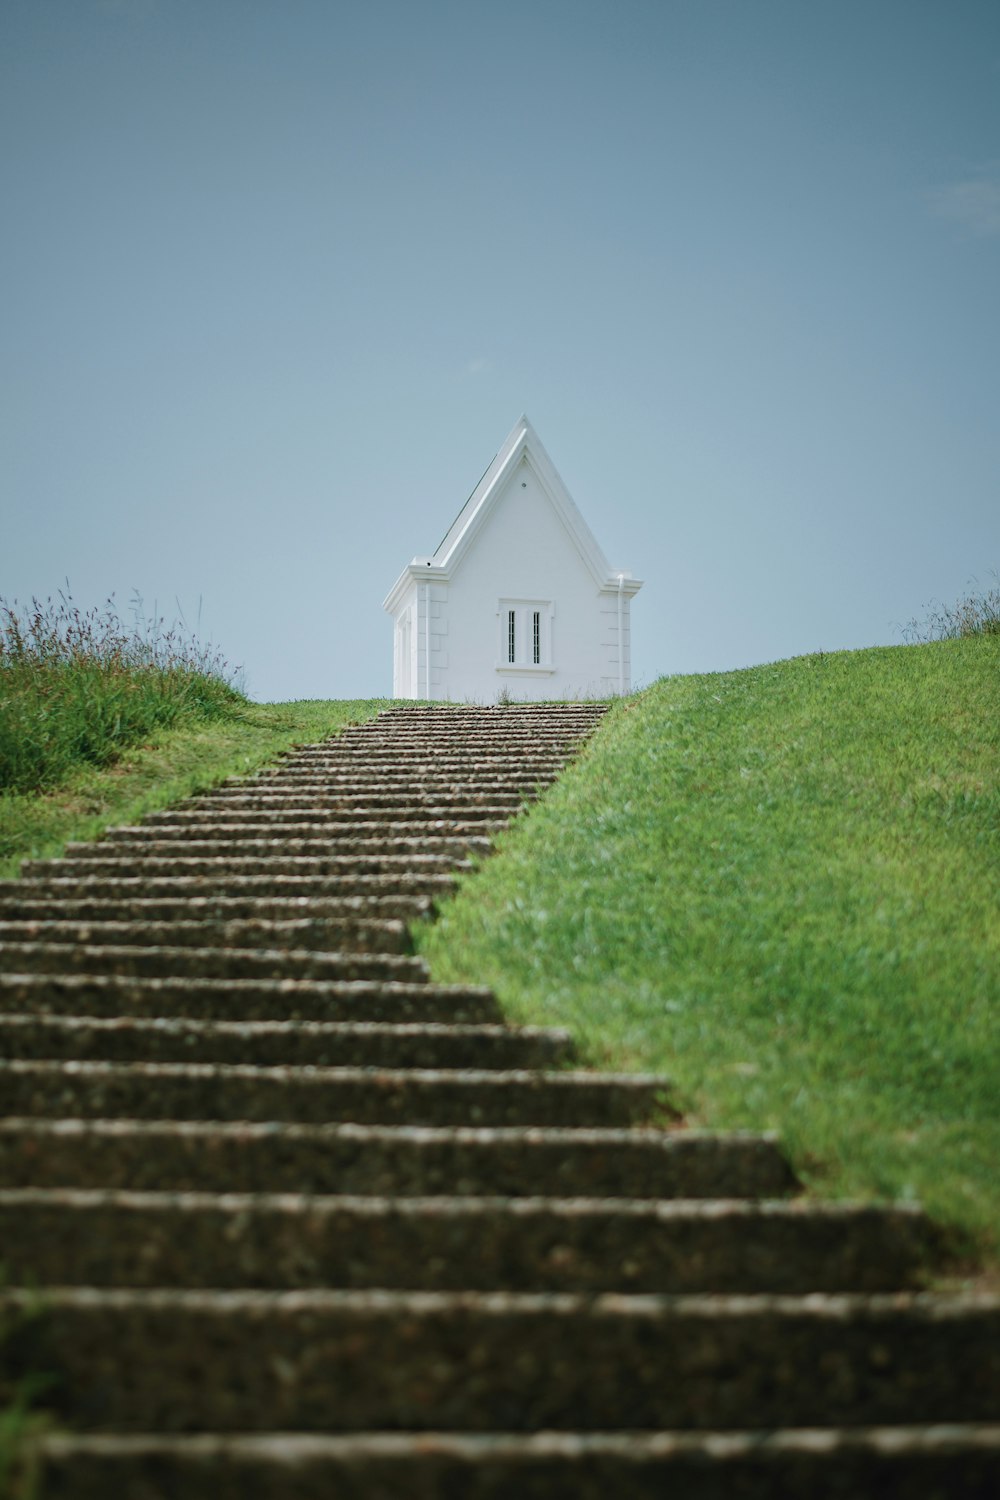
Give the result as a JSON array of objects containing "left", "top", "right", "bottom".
[
  {"left": 532, "top": 610, "right": 541, "bottom": 664},
  {"left": 507, "top": 609, "right": 516, "bottom": 664}
]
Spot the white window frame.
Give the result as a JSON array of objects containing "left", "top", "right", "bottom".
[{"left": 496, "top": 598, "right": 555, "bottom": 675}]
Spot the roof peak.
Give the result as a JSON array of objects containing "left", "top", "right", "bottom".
[{"left": 428, "top": 415, "right": 614, "bottom": 584}]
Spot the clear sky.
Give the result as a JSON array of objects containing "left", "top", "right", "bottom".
[{"left": 2, "top": 0, "right": 998, "bottom": 701}]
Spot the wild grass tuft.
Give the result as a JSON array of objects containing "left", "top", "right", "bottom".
[
  {"left": 904, "top": 572, "right": 1000, "bottom": 642},
  {"left": 0, "top": 590, "right": 245, "bottom": 795}
]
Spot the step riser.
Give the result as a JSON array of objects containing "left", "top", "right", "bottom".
[
  {"left": 264, "top": 743, "right": 573, "bottom": 750},
  {"left": 138, "top": 810, "right": 517, "bottom": 827},
  {"left": 2, "top": 875, "right": 459, "bottom": 899},
  {"left": 54, "top": 835, "right": 494, "bottom": 859},
  {"left": 99, "top": 821, "right": 507, "bottom": 840},
  {"left": 6, "top": 1293, "right": 997, "bottom": 1432},
  {"left": 0, "top": 976, "right": 500, "bottom": 1023},
  {"left": 240, "top": 768, "right": 564, "bottom": 783},
  {"left": 313, "top": 735, "right": 598, "bottom": 742},
  {"left": 296, "top": 722, "right": 601, "bottom": 732},
  {"left": 0, "top": 944, "right": 426, "bottom": 982},
  {"left": 269, "top": 760, "right": 571, "bottom": 773},
  {"left": 53, "top": 840, "right": 491, "bottom": 864},
  {"left": 296, "top": 729, "right": 598, "bottom": 741},
  {"left": 0, "top": 1196, "right": 936, "bottom": 1294},
  {"left": 0, "top": 1019, "right": 574, "bottom": 1070},
  {"left": 0, "top": 1124, "right": 797, "bottom": 1199},
  {"left": 19, "top": 857, "right": 472, "bottom": 878},
  {"left": 328, "top": 723, "right": 603, "bottom": 733},
  {"left": 149, "top": 799, "right": 526, "bottom": 816},
  {"left": 0, "top": 920, "right": 412, "bottom": 954},
  {"left": 0, "top": 897, "right": 436, "bottom": 923},
  {"left": 27, "top": 1431, "right": 1000, "bottom": 1500},
  {"left": 0, "top": 1063, "right": 675, "bottom": 1128},
  {"left": 291, "top": 758, "right": 573, "bottom": 768},
  {"left": 293, "top": 729, "right": 595, "bottom": 740},
  {"left": 198, "top": 782, "right": 544, "bottom": 797}
]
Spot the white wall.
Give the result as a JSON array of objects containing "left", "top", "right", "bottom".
[
  {"left": 389, "top": 446, "right": 636, "bottom": 702},
  {"left": 403, "top": 458, "right": 628, "bottom": 700}
]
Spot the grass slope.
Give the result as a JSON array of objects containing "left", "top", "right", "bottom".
[
  {"left": 0, "top": 699, "right": 388, "bottom": 879},
  {"left": 418, "top": 639, "right": 1000, "bottom": 1253}
]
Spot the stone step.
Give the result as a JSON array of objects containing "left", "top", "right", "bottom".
[
  {"left": 342, "top": 729, "right": 604, "bottom": 739},
  {"left": 362, "top": 709, "right": 606, "bottom": 717},
  {"left": 289, "top": 722, "right": 604, "bottom": 736},
  {"left": 302, "top": 723, "right": 588, "bottom": 731},
  {"left": 58, "top": 834, "right": 496, "bottom": 859},
  {"left": 381, "top": 702, "right": 606, "bottom": 710},
  {"left": 0, "top": 941, "right": 426, "bottom": 983},
  {"left": 3, "top": 1288, "right": 996, "bottom": 1432},
  {"left": 272, "top": 744, "right": 573, "bottom": 758},
  {"left": 340, "top": 720, "right": 605, "bottom": 732},
  {"left": 198, "top": 783, "right": 539, "bottom": 802},
  {"left": 241, "top": 765, "right": 554, "bottom": 780},
  {"left": 283, "top": 749, "right": 577, "bottom": 765},
  {"left": 243, "top": 771, "right": 556, "bottom": 790},
  {"left": 272, "top": 769, "right": 558, "bottom": 781},
  {"left": 141, "top": 803, "right": 520, "bottom": 823},
  {"left": 0, "top": 1120, "right": 797, "bottom": 1198},
  {"left": 91, "top": 828, "right": 509, "bottom": 852},
  {"left": 342, "top": 711, "right": 606, "bottom": 720},
  {"left": 0, "top": 1189, "right": 940, "bottom": 1294},
  {"left": 217, "top": 758, "right": 554, "bottom": 773},
  {"left": 19, "top": 854, "right": 472, "bottom": 879},
  {"left": 0, "top": 973, "right": 500, "bottom": 1023},
  {"left": 25, "top": 1426, "right": 1000, "bottom": 1500},
  {"left": 0, "top": 917, "right": 411, "bottom": 954},
  {"left": 0, "top": 1016, "right": 574, "bottom": 1070},
  {"left": 248, "top": 762, "right": 569, "bottom": 786},
  {"left": 199, "top": 778, "right": 544, "bottom": 797},
  {"left": 0, "top": 1060, "right": 675, "bottom": 1127},
  {"left": 341, "top": 715, "right": 605, "bottom": 726},
  {"left": 2, "top": 874, "right": 459, "bottom": 900},
  {"left": 170, "top": 792, "right": 528, "bottom": 811},
  {"left": 314, "top": 724, "right": 602, "bottom": 737},
  {"left": 0, "top": 893, "right": 435, "bottom": 921},
  {"left": 312, "top": 740, "right": 585, "bottom": 753}
]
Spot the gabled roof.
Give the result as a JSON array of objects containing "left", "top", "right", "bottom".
[{"left": 383, "top": 415, "right": 641, "bottom": 613}]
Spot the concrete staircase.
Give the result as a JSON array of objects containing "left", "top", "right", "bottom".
[{"left": 1, "top": 703, "right": 996, "bottom": 1497}]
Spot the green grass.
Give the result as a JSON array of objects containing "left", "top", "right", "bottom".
[
  {"left": 417, "top": 638, "right": 1000, "bottom": 1256},
  {"left": 0, "top": 699, "right": 389, "bottom": 880}
]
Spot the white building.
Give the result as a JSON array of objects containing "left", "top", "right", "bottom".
[{"left": 383, "top": 416, "right": 642, "bottom": 702}]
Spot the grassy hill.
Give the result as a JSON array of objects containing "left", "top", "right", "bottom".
[{"left": 417, "top": 639, "right": 1000, "bottom": 1258}]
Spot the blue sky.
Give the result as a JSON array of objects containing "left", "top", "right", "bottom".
[{"left": 3, "top": 0, "right": 998, "bottom": 700}]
